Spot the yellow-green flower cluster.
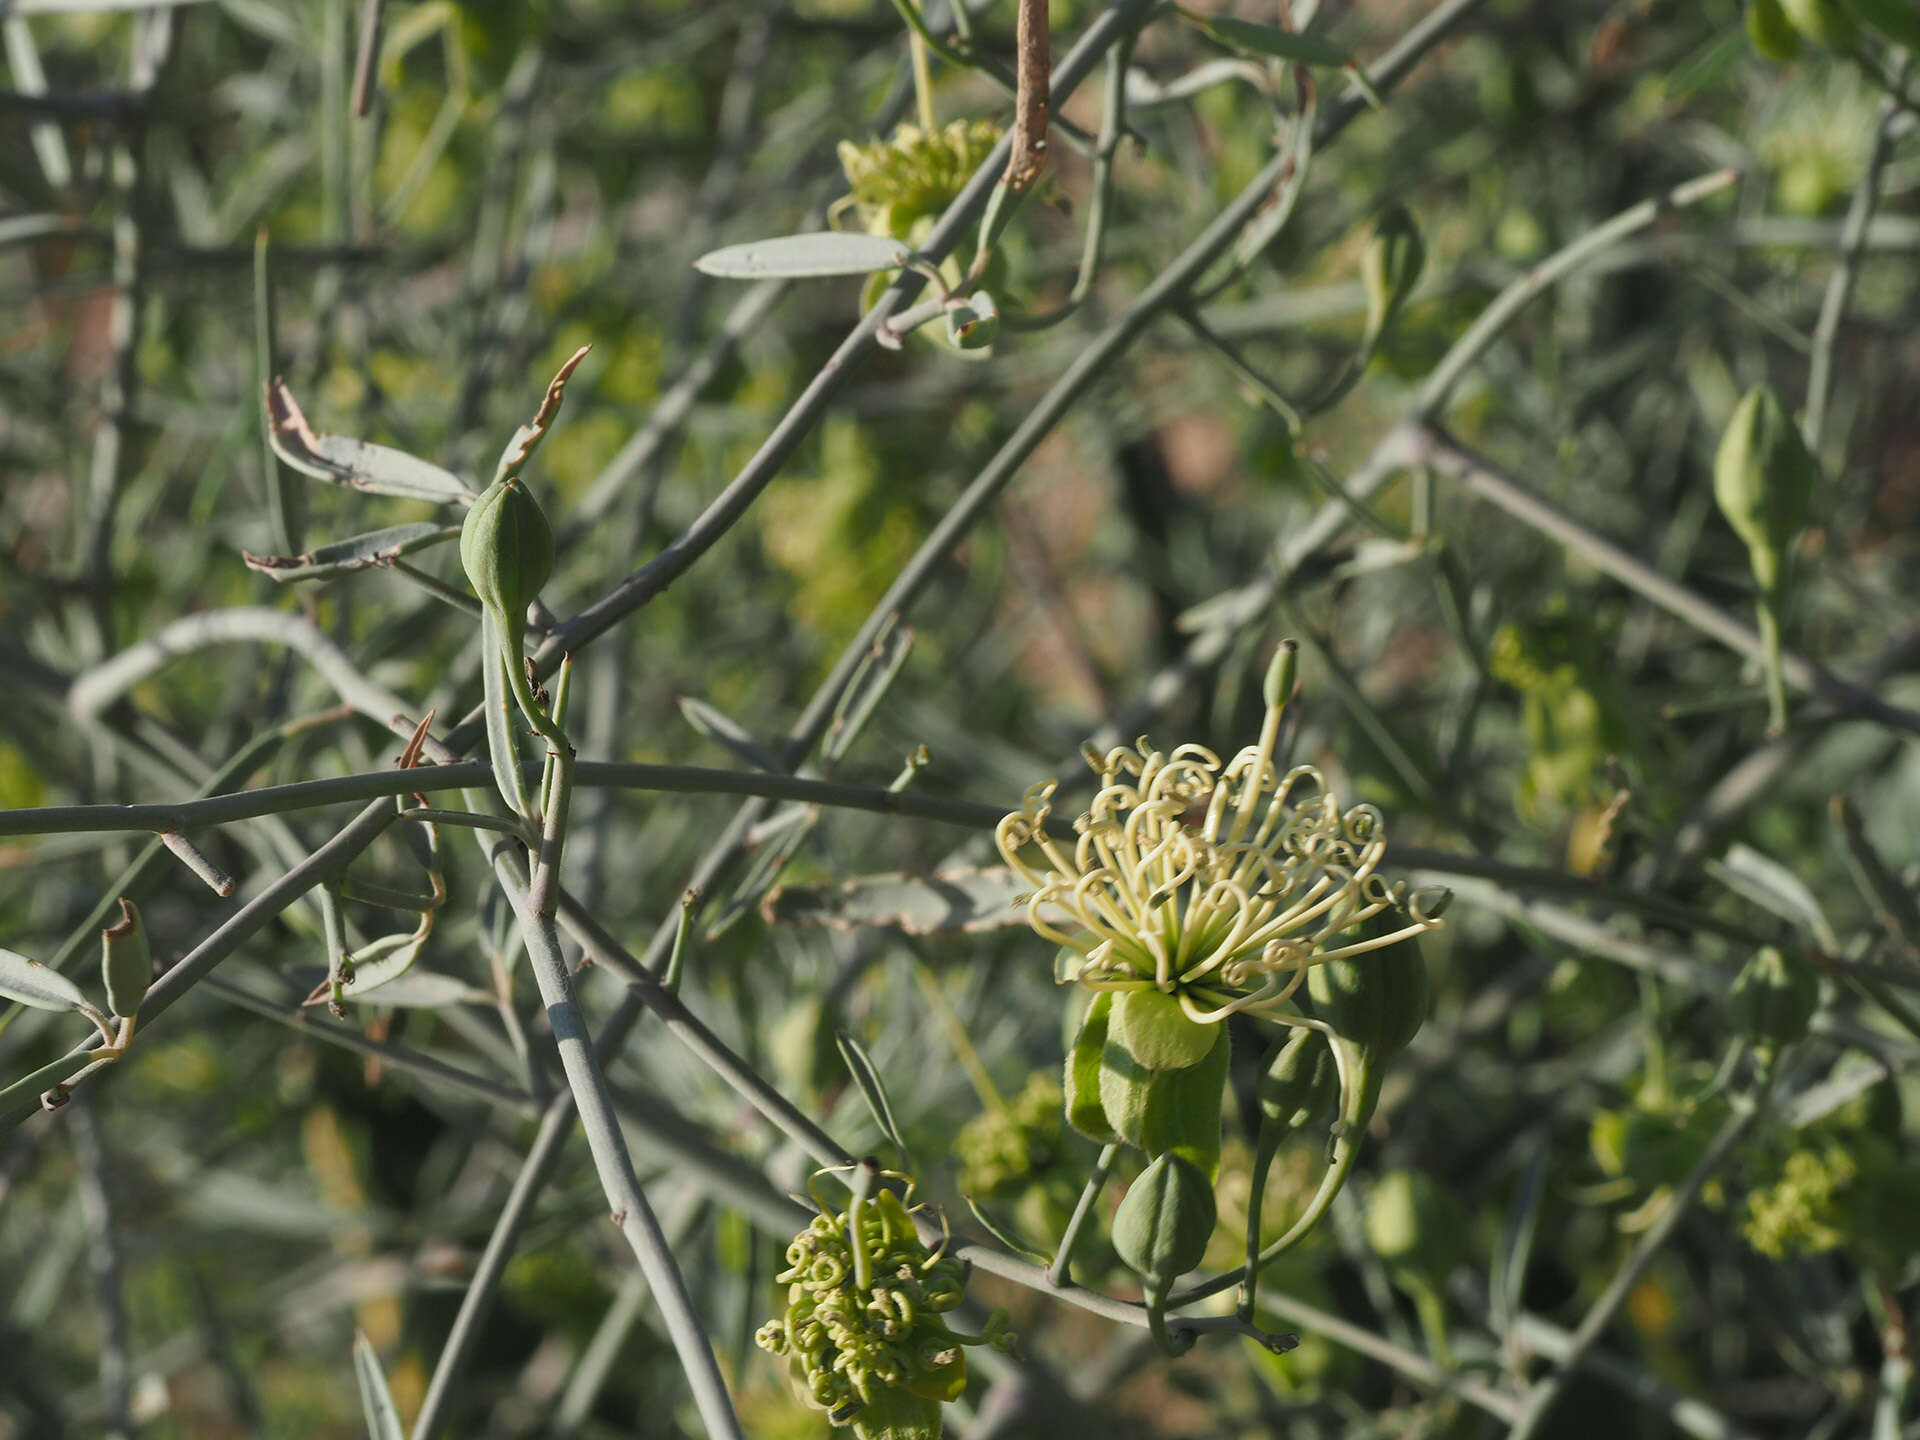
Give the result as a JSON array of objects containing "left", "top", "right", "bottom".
[
  {"left": 954, "top": 1073, "right": 1064, "bottom": 1199},
  {"left": 756, "top": 1183, "right": 1011, "bottom": 1438},
  {"left": 995, "top": 686, "right": 1442, "bottom": 1029},
  {"left": 837, "top": 120, "right": 1004, "bottom": 239}
]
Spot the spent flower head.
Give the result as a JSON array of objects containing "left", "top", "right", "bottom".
[{"left": 995, "top": 645, "right": 1443, "bottom": 1028}]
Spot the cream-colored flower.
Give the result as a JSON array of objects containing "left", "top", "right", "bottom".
[{"left": 995, "top": 653, "right": 1442, "bottom": 1027}]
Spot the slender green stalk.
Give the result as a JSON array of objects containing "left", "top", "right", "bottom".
[
  {"left": 1805, "top": 73, "right": 1905, "bottom": 451},
  {"left": 1046, "top": 1142, "right": 1118, "bottom": 1287}
]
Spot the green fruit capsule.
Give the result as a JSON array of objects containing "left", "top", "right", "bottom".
[
  {"left": 100, "top": 897, "right": 150, "bottom": 1020},
  {"left": 1065, "top": 992, "right": 1120, "bottom": 1144},
  {"left": 1140, "top": 1024, "right": 1231, "bottom": 1179},
  {"left": 1113, "top": 1152, "right": 1218, "bottom": 1294},
  {"left": 1713, "top": 386, "right": 1817, "bottom": 593},
  {"left": 1747, "top": 0, "right": 1803, "bottom": 57},
  {"left": 1308, "top": 928, "right": 1430, "bottom": 1067},
  {"left": 1728, "top": 945, "right": 1819, "bottom": 1055},
  {"left": 1779, "top": 0, "right": 1860, "bottom": 49},
  {"left": 1256, "top": 1028, "right": 1338, "bottom": 1133},
  {"left": 1361, "top": 204, "right": 1425, "bottom": 342},
  {"left": 460, "top": 474, "right": 555, "bottom": 646}
]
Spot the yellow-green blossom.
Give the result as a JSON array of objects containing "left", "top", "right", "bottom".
[
  {"left": 836, "top": 119, "right": 1004, "bottom": 239},
  {"left": 995, "top": 683, "right": 1443, "bottom": 1027}
]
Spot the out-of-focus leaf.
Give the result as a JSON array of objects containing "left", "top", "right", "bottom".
[
  {"left": 243, "top": 522, "right": 460, "bottom": 582},
  {"left": 678, "top": 696, "right": 782, "bottom": 773},
  {"left": 353, "top": 1331, "right": 405, "bottom": 1440},
  {"left": 693, "top": 232, "right": 912, "bottom": 279},
  {"left": 265, "top": 379, "right": 473, "bottom": 502},
  {"left": 1709, "top": 844, "right": 1838, "bottom": 951},
  {"left": 764, "top": 867, "right": 1060, "bottom": 934},
  {"left": 0, "top": 948, "right": 86, "bottom": 1012},
  {"left": 835, "top": 1030, "right": 911, "bottom": 1169},
  {"left": 1182, "top": 11, "right": 1352, "bottom": 67}
]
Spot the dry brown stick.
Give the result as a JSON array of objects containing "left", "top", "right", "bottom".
[{"left": 1006, "top": 0, "right": 1050, "bottom": 189}]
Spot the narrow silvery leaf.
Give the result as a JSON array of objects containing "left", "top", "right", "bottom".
[
  {"left": 343, "top": 969, "right": 484, "bottom": 1009},
  {"left": 693, "top": 232, "right": 912, "bottom": 279},
  {"left": 678, "top": 696, "right": 782, "bottom": 773},
  {"left": 265, "top": 379, "right": 473, "bottom": 502},
  {"left": 243, "top": 522, "right": 460, "bottom": 582},
  {"left": 0, "top": 948, "right": 87, "bottom": 1012},
  {"left": 353, "top": 1332, "right": 405, "bottom": 1440},
  {"left": 335, "top": 931, "right": 430, "bottom": 999},
  {"left": 763, "top": 867, "right": 1051, "bottom": 935},
  {"left": 835, "top": 1029, "right": 912, "bottom": 1172},
  {"left": 1187, "top": 13, "right": 1352, "bottom": 66},
  {"left": 1710, "top": 844, "right": 1839, "bottom": 951}
]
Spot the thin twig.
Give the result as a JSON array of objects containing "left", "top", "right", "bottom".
[
  {"left": 1005, "top": 0, "right": 1049, "bottom": 189},
  {"left": 1804, "top": 67, "right": 1906, "bottom": 452}
]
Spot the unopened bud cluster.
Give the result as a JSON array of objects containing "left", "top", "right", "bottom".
[{"left": 756, "top": 1186, "right": 1011, "bottom": 1434}]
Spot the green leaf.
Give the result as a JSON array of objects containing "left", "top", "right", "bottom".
[
  {"left": 763, "top": 867, "right": 1036, "bottom": 934},
  {"left": 693, "top": 232, "right": 914, "bottom": 279},
  {"left": 0, "top": 947, "right": 87, "bottom": 1012},
  {"left": 353, "top": 1331, "right": 405, "bottom": 1440},
  {"left": 265, "top": 379, "right": 473, "bottom": 503},
  {"left": 1183, "top": 11, "right": 1353, "bottom": 67},
  {"left": 678, "top": 695, "right": 783, "bottom": 773},
  {"left": 334, "top": 932, "right": 433, "bottom": 1001},
  {"left": 243, "top": 522, "right": 461, "bottom": 582},
  {"left": 836, "top": 1029, "right": 913, "bottom": 1170},
  {"left": 341, "top": 968, "right": 482, "bottom": 1010}
]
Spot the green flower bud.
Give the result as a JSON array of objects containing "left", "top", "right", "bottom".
[
  {"left": 460, "top": 475, "right": 554, "bottom": 644},
  {"left": 100, "top": 897, "right": 150, "bottom": 1019},
  {"left": 1139, "top": 1024, "right": 1230, "bottom": 1179},
  {"left": 1257, "top": 1028, "right": 1338, "bottom": 1132},
  {"left": 1746, "top": 0, "right": 1803, "bottom": 57},
  {"left": 1098, "top": 1022, "right": 1153, "bottom": 1147},
  {"left": 1728, "top": 945, "right": 1819, "bottom": 1055},
  {"left": 1262, "top": 638, "right": 1298, "bottom": 711},
  {"left": 1778, "top": 0, "right": 1860, "bottom": 49},
  {"left": 945, "top": 290, "right": 1000, "bottom": 351},
  {"left": 1113, "top": 1152, "right": 1217, "bottom": 1294},
  {"left": 1713, "top": 386, "right": 1817, "bottom": 594},
  {"left": 1066, "top": 991, "right": 1120, "bottom": 1144},
  {"left": 1111, "top": 986, "right": 1216, "bottom": 1070},
  {"left": 1362, "top": 204, "right": 1425, "bottom": 342}
]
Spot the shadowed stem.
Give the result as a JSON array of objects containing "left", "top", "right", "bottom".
[{"left": 1046, "top": 1142, "right": 1118, "bottom": 1287}]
